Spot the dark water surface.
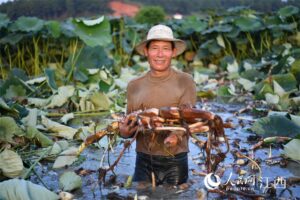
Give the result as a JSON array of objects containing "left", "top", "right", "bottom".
[{"left": 30, "top": 102, "right": 300, "bottom": 199}]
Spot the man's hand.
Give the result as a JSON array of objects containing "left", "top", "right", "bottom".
[{"left": 119, "top": 114, "right": 138, "bottom": 138}]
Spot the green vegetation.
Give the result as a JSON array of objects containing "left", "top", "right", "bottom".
[{"left": 135, "top": 6, "right": 166, "bottom": 25}]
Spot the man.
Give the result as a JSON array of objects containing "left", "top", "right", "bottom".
[{"left": 119, "top": 24, "right": 197, "bottom": 186}]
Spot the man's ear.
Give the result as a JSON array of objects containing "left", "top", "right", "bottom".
[
  {"left": 172, "top": 48, "right": 177, "bottom": 57},
  {"left": 143, "top": 47, "right": 148, "bottom": 56}
]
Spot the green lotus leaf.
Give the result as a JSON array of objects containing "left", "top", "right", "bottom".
[
  {"left": 203, "top": 24, "right": 233, "bottom": 34},
  {"left": 59, "top": 171, "right": 82, "bottom": 191},
  {"left": 0, "top": 179, "right": 59, "bottom": 200},
  {"left": 46, "top": 20, "right": 61, "bottom": 38},
  {"left": 0, "top": 117, "right": 24, "bottom": 142},
  {"left": 45, "top": 68, "right": 58, "bottom": 91},
  {"left": 272, "top": 73, "right": 297, "bottom": 92},
  {"left": 0, "top": 98, "right": 19, "bottom": 116},
  {"left": 0, "top": 13, "right": 10, "bottom": 29},
  {"left": 240, "top": 69, "right": 265, "bottom": 81},
  {"left": 291, "top": 59, "right": 300, "bottom": 84},
  {"left": 253, "top": 81, "right": 273, "bottom": 100},
  {"left": 180, "top": 16, "right": 207, "bottom": 35},
  {"left": 4, "top": 85, "right": 27, "bottom": 99},
  {"left": 0, "top": 33, "right": 24, "bottom": 45},
  {"left": 27, "top": 126, "right": 53, "bottom": 147},
  {"left": 251, "top": 115, "right": 300, "bottom": 137},
  {"left": 284, "top": 139, "right": 300, "bottom": 162},
  {"left": 0, "top": 149, "right": 24, "bottom": 178},
  {"left": 10, "top": 16, "right": 44, "bottom": 32},
  {"left": 234, "top": 16, "right": 263, "bottom": 32},
  {"left": 224, "top": 26, "right": 240, "bottom": 38},
  {"left": 90, "top": 91, "right": 111, "bottom": 110},
  {"left": 278, "top": 6, "right": 299, "bottom": 18},
  {"left": 264, "top": 16, "right": 281, "bottom": 27},
  {"left": 71, "top": 16, "right": 111, "bottom": 47}
]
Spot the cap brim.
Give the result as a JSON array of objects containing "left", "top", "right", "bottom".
[{"left": 135, "top": 38, "right": 186, "bottom": 57}]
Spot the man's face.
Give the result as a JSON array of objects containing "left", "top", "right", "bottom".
[{"left": 144, "top": 40, "right": 177, "bottom": 72}]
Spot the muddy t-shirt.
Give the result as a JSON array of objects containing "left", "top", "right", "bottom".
[{"left": 126, "top": 67, "right": 197, "bottom": 156}]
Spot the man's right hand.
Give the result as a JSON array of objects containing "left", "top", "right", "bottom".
[{"left": 119, "top": 114, "right": 138, "bottom": 138}]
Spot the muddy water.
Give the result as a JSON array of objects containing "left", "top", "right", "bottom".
[{"left": 30, "top": 102, "right": 300, "bottom": 199}]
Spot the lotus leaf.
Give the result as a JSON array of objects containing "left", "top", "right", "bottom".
[
  {"left": 202, "top": 24, "right": 233, "bottom": 34},
  {"left": 180, "top": 16, "right": 207, "bottom": 34},
  {"left": 10, "top": 16, "right": 44, "bottom": 32},
  {"left": 46, "top": 20, "right": 61, "bottom": 38},
  {"left": 59, "top": 171, "right": 82, "bottom": 191},
  {"left": 46, "top": 85, "right": 75, "bottom": 108},
  {"left": 254, "top": 81, "right": 273, "bottom": 100},
  {"left": 0, "top": 97, "right": 19, "bottom": 116},
  {"left": 50, "top": 140, "right": 69, "bottom": 155},
  {"left": 27, "top": 97, "right": 50, "bottom": 107},
  {"left": 272, "top": 73, "right": 297, "bottom": 92},
  {"left": 265, "top": 93, "right": 280, "bottom": 104},
  {"left": 45, "top": 68, "right": 58, "bottom": 91},
  {"left": 53, "top": 147, "right": 78, "bottom": 169},
  {"left": 284, "top": 139, "right": 300, "bottom": 162},
  {"left": 0, "top": 33, "right": 24, "bottom": 45},
  {"left": 291, "top": 59, "right": 300, "bottom": 83},
  {"left": 60, "top": 113, "right": 74, "bottom": 124},
  {"left": 0, "top": 179, "right": 59, "bottom": 200},
  {"left": 90, "top": 91, "right": 111, "bottom": 110},
  {"left": 0, "top": 149, "right": 24, "bottom": 178},
  {"left": 0, "top": 117, "right": 24, "bottom": 142},
  {"left": 237, "top": 78, "right": 255, "bottom": 91},
  {"left": 71, "top": 16, "right": 111, "bottom": 47},
  {"left": 278, "top": 6, "right": 299, "bottom": 18},
  {"left": 41, "top": 116, "right": 77, "bottom": 139},
  {"left": 0, "top": 13, "right": 9, "bottom": 29},
  {"left": 251, "top": 115, "right": 300, "bottom": 137},
  {"left": 234, "top": 16, "right": 263, "bottom": 32},
  {"left": 27, "top": 126, "right": 54, "bottom": 147}
]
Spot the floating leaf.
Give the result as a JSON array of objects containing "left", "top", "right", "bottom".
[
  {"left": 53, "top": 147, "right": 78, "bottom": 169},
  {"left": 0, "top": 149, "right": 24, "bottom": 178},
  {"left": 284, "top": 139, "right": 300, "bottom": 162},
  {"left": 59, "top": 171, "right": 82, "bottom": 191},
  {"left": 0, "top": 13, "right": 9, "bottom": 29},
  {"left": 251, "top": 115, "right": 300, "bottom": 138},
  {"left": 0, "top": 179, "right": 59, "bottom": 200},
  {"left": 278, "top": 5, "right": 299, "bottom": 18},
  {"left": 10, "top": 16, "right": 44, "bottom": 32},
  {"left": 46, "top": 20, "right": 61, "bottom": 38},
  {"left": 72, "top": 16, "right": 111, "bottom": 47},
  {"left": 41, "top": 116, "right": 77, "bottom": 139},
  {"left": 0, "top": 33, "right": 24, "bottom": 45},
  {"left": 234, "top": 16, "right": 263, "bottom": 32}
]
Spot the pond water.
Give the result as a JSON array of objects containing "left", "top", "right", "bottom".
[{"left": 30, "top": 102, "right": 300, "bottom": 199}]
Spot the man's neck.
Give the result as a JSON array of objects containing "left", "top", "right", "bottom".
[{"left": 150, "top": 68, "right": 171, "bottom": 77}]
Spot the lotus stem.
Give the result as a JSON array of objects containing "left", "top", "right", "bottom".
[{"left": 22, "top": 147, "right": 51, "bottom": 179}]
